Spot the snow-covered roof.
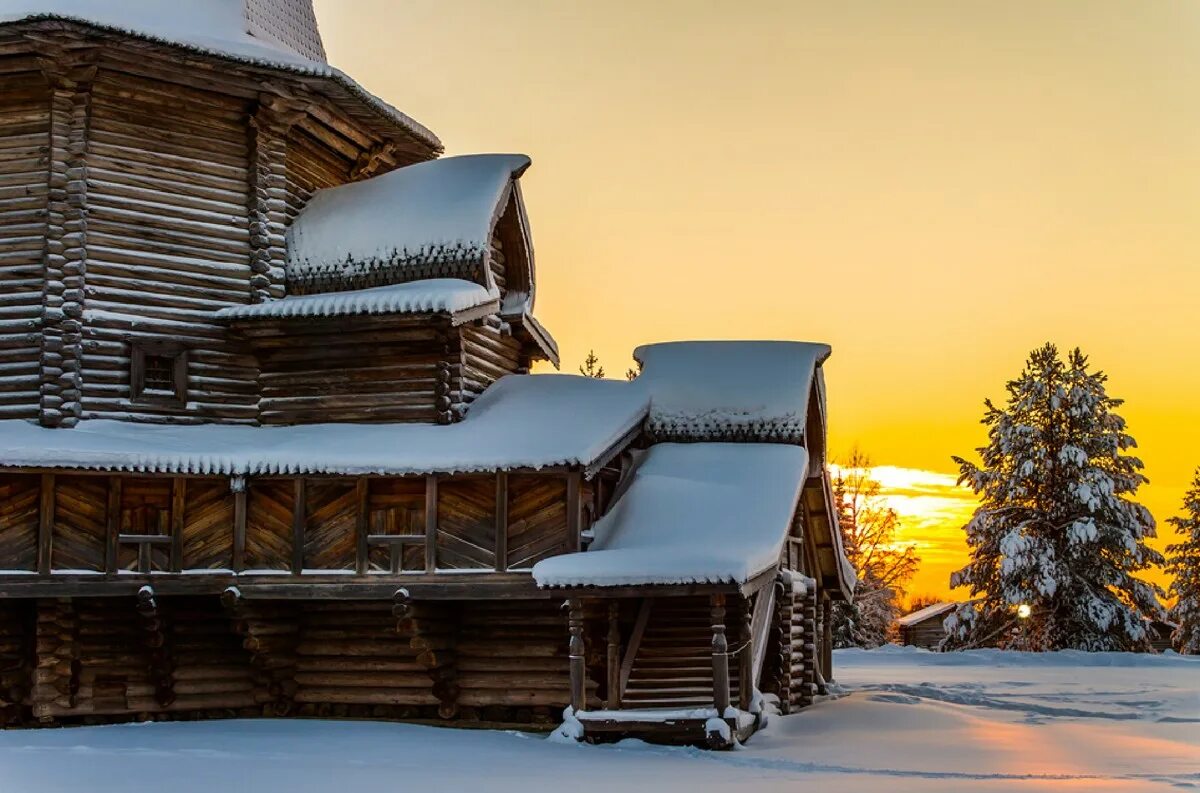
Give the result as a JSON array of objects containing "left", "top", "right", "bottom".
[
  {"left": 216, "top": 279, "right": 498, "bottom": 323},
  {"left": 287, "top": 154, "right": 531, "bottom": 294},
  {"left": 0, "top": 0, "right": 439, "bottom": 149},
  {"left": 634, "top": 341, "right": 831, "bottom": 441},
  {"left": 0, "top": 375, "right": 649, "bottom": 477},
  {"left": 533, "top": 443, "right": 809, "bottom": 588},
  {"left": 897, "top": 602, "right": 958, "bottom": 628}
]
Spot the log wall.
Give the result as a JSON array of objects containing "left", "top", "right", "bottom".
[
  {"left": 459, "top": 320, "right": 524, "bottom": 406},
  {"left": 1, "top": 596, "right": 593, "bottom": 727},
  {"left": 241, "top": 316, "right": 448, "bottom": 425},
  {"left": 284, "top": 125, "right": 351, "bottom": 229},
  {"left": 80, "top": 70, "right": 258, "bottom": 424},
  {"left": 237, "top": 316, "right": 527, "bottom": 425},
  {"left": 766, "top": 580, "right": 817, "bottom": 713},
  {"left": 0, "top": 30, "right": 436, "bottom": 427},
  {"left": 0, "top": 61, "right": 46, "bottom": 421}
]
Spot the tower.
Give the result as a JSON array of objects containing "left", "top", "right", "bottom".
[{"left": 244, "top": 0, "right": 327, "bottom": 62}]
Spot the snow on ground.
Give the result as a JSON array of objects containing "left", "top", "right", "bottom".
[{"left": 0, "top": 646, "right": 1195, "bottom": 792}]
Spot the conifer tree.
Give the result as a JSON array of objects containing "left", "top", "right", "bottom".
[
  {"left": 1165, "top": 468, "right": 1200, "bottom": 654},
  {"left": 579, "top": 350, "right": 605, "bottom": 379},
  {"left": 945, "top": 344, "right": 1164, "bottom": 651}
]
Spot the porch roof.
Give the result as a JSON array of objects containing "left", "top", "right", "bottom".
[
  {"left": 215, "top": 279, "right": 498, "bottom": 324},
  {"left": 634, "top": 341, "right": 830, "bottom": 442},
  {"left": 532, "top": 443, "right": 809, "bottom": 588}
]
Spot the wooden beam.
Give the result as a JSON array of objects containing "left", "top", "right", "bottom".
[
  {"left": 583, "top": 421, "right": 643, "bottom": 480},
  {"left": 355, "top": 478, "right": 369, "bottom": 575},
  {"left": 711, "top": 593, "right": 730, "bottom": 713},
  {"left": 232, "top": 479, "right": 246, "bottom": 573},
  {"left": 494, "top": 472, "right": 508, "bottom": 572},
  {"left": 117, "top": 535, "right": 173, "bottom": 545},
  {"left": 292, "top": 478, "right": 306, "bottom": 574},
  {"left": 105, "top": 475, "right": 121, "bottom": 575},
  {"left": 737, "top": 565, "right": 781, "bottom": 597},
  {"left": 821, "top": 594, "right": 833, "bottom": 684},
  {"left": 170, "top": 478, "right": 186, "bottom": 572},
  {"left": 566, "top": 471, "right": 582, "bottom": 552},
  {"left": 739, "top": 599, "right": 753, "bottom": 711},
  {"left": 619, "top": 598, "right": 652, "bottom": 701},
  {"left": 568, "top": 598, "right": 586, "bottom": 713},
  {"left": 540, "top": 581, "right": 740, "bottom": 600},
  {"left": 424, "top": 475, "right": 437, "bottom": 573},
  {"left": 0, "top": 571, "right": 550, "bottom": 600},
  {"left": 37, "top": 473, "right": 53, "bottom": 575},
  {"left": 606, "top": 601, "right": 621, "bottom": 709},
  {"left": 749, "top": 581, "right": 776, "bottom": 684}
]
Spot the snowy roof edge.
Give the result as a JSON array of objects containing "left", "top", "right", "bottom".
[
  {"left": 897, "top": 602, "right": 959, "bottom": 627},
  {"left": 0, "top": 13, "right": 441, "bottom": 150},
  {"left": 0, "top": 376, "right": 651, "bottom": 478}
]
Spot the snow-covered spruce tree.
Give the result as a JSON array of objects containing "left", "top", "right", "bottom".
[
  {"left": 944, "top": 344, "right": 1164, "bottom": 651},
  {"left": 1165, "top": 468, "right": 1200, "bottom": 654},
  {"left": 830, "top": 451, "right": 919, "bottom": 648}
]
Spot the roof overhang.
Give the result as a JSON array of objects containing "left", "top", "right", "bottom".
[{"left": 0, "top": 15, "right": 441, "bottom": 155}]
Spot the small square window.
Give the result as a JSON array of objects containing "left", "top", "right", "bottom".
[
  {"left": 143, "top": 354, "right": 176, "bottom": 394},
  {"left": 130, "top": 341, "right": 188, "bottom": 405}
]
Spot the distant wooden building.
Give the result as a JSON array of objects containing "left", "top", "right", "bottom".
[
  {"left": 897, "top": 603, "right": 957, "bottom": 650},
  {"left": 1147, "top": 620, "right": 1178, "bottom": 653},
  {"left": 0, "top": 0, "right": 854, "bottom": 747}
]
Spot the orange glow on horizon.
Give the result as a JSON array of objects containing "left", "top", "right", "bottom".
[{"left": 314, "top": 1, "right": 1199, "bottom": 600}]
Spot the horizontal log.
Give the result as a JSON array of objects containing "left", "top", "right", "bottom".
[{"left": 293, "top": 688, "right": 438, "bottom": 706}]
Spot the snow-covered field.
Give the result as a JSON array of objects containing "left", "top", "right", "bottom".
[{"left": 1, "top": 646, "right": 1195, "bottom": 792}]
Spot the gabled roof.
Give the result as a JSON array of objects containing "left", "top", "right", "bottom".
[
  {"left": 634, "top": 341, "right": 831, "bottom": 442},
  {"left": 533, "top": 443, "right": 810, "bottom": 588},
  {"left": 0, "top": 1, "right": 440, "bottom": 150},
  {"left": 286, "top": 154, "right": 533, "bottom": 297},
  {"left": 0, "top": 375, "right": 649, "bottom": 477},
  {"left": 216, "top": 279, "right": 498, "bottom": 325},
  {"left": 897, "top": 602, "right": 958, "bottom": 628}
]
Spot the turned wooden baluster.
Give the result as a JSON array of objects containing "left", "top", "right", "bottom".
[
  {"left": 568, "top": 599, "right": 586, "bottom": 713},
  {"left": 739, "top": 598, "right": 754, "bottom": 711},
  {"left": 711, "top": 594, "right": 730, "bottom": 713}
]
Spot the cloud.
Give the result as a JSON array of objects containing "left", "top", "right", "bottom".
[{"left": 830, "top": 465, "right": 980, "bottom": 596}]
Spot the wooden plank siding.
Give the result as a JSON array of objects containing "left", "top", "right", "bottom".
[
  {"left": 51, "top": 475, "right": 108, "bottom": 572},
  {"left": 303, "top": 479, "right": 357, "bottom": 571},
  {"left": 245, "top": 478, "right": 294, "bottom": 571},
  {"left": 115, "top": 477, "right": 173, "bottom": 572},
  {"left": 366, "top": 478, "right": 426, "bottom": 573},
  {"left": 0, "top": 471, "right": 588, "bottom": 586},
  {"left": 0, "top": 63, "right": 48, "bottom": 421},
  {"left": 0, "top": 473, "right": 39, "bottom": 571},
  {"left": 181, "top": 478, "right": 235, "bottom": 570},
  {"left": 436, "top": 476, "right": 497, "bottom": 570},
  {"left": 506, "top": 475, "right": 570, "bottom": 570}
]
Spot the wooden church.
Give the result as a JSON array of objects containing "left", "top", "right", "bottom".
[{"left": 0, "top": 0, "right": 855, "bottom": 747}]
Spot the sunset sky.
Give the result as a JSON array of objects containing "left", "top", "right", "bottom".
[{"left": 314, "top": 1, "right": 1200, "bottom": 599}]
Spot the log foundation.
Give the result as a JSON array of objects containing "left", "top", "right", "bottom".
[{"left": 0, "top": 596, "right": 591, "bottom": 728}]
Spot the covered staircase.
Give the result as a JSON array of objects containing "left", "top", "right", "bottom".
[{"left": 620, "top": 597, "right": 743, "bottom": 709}]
